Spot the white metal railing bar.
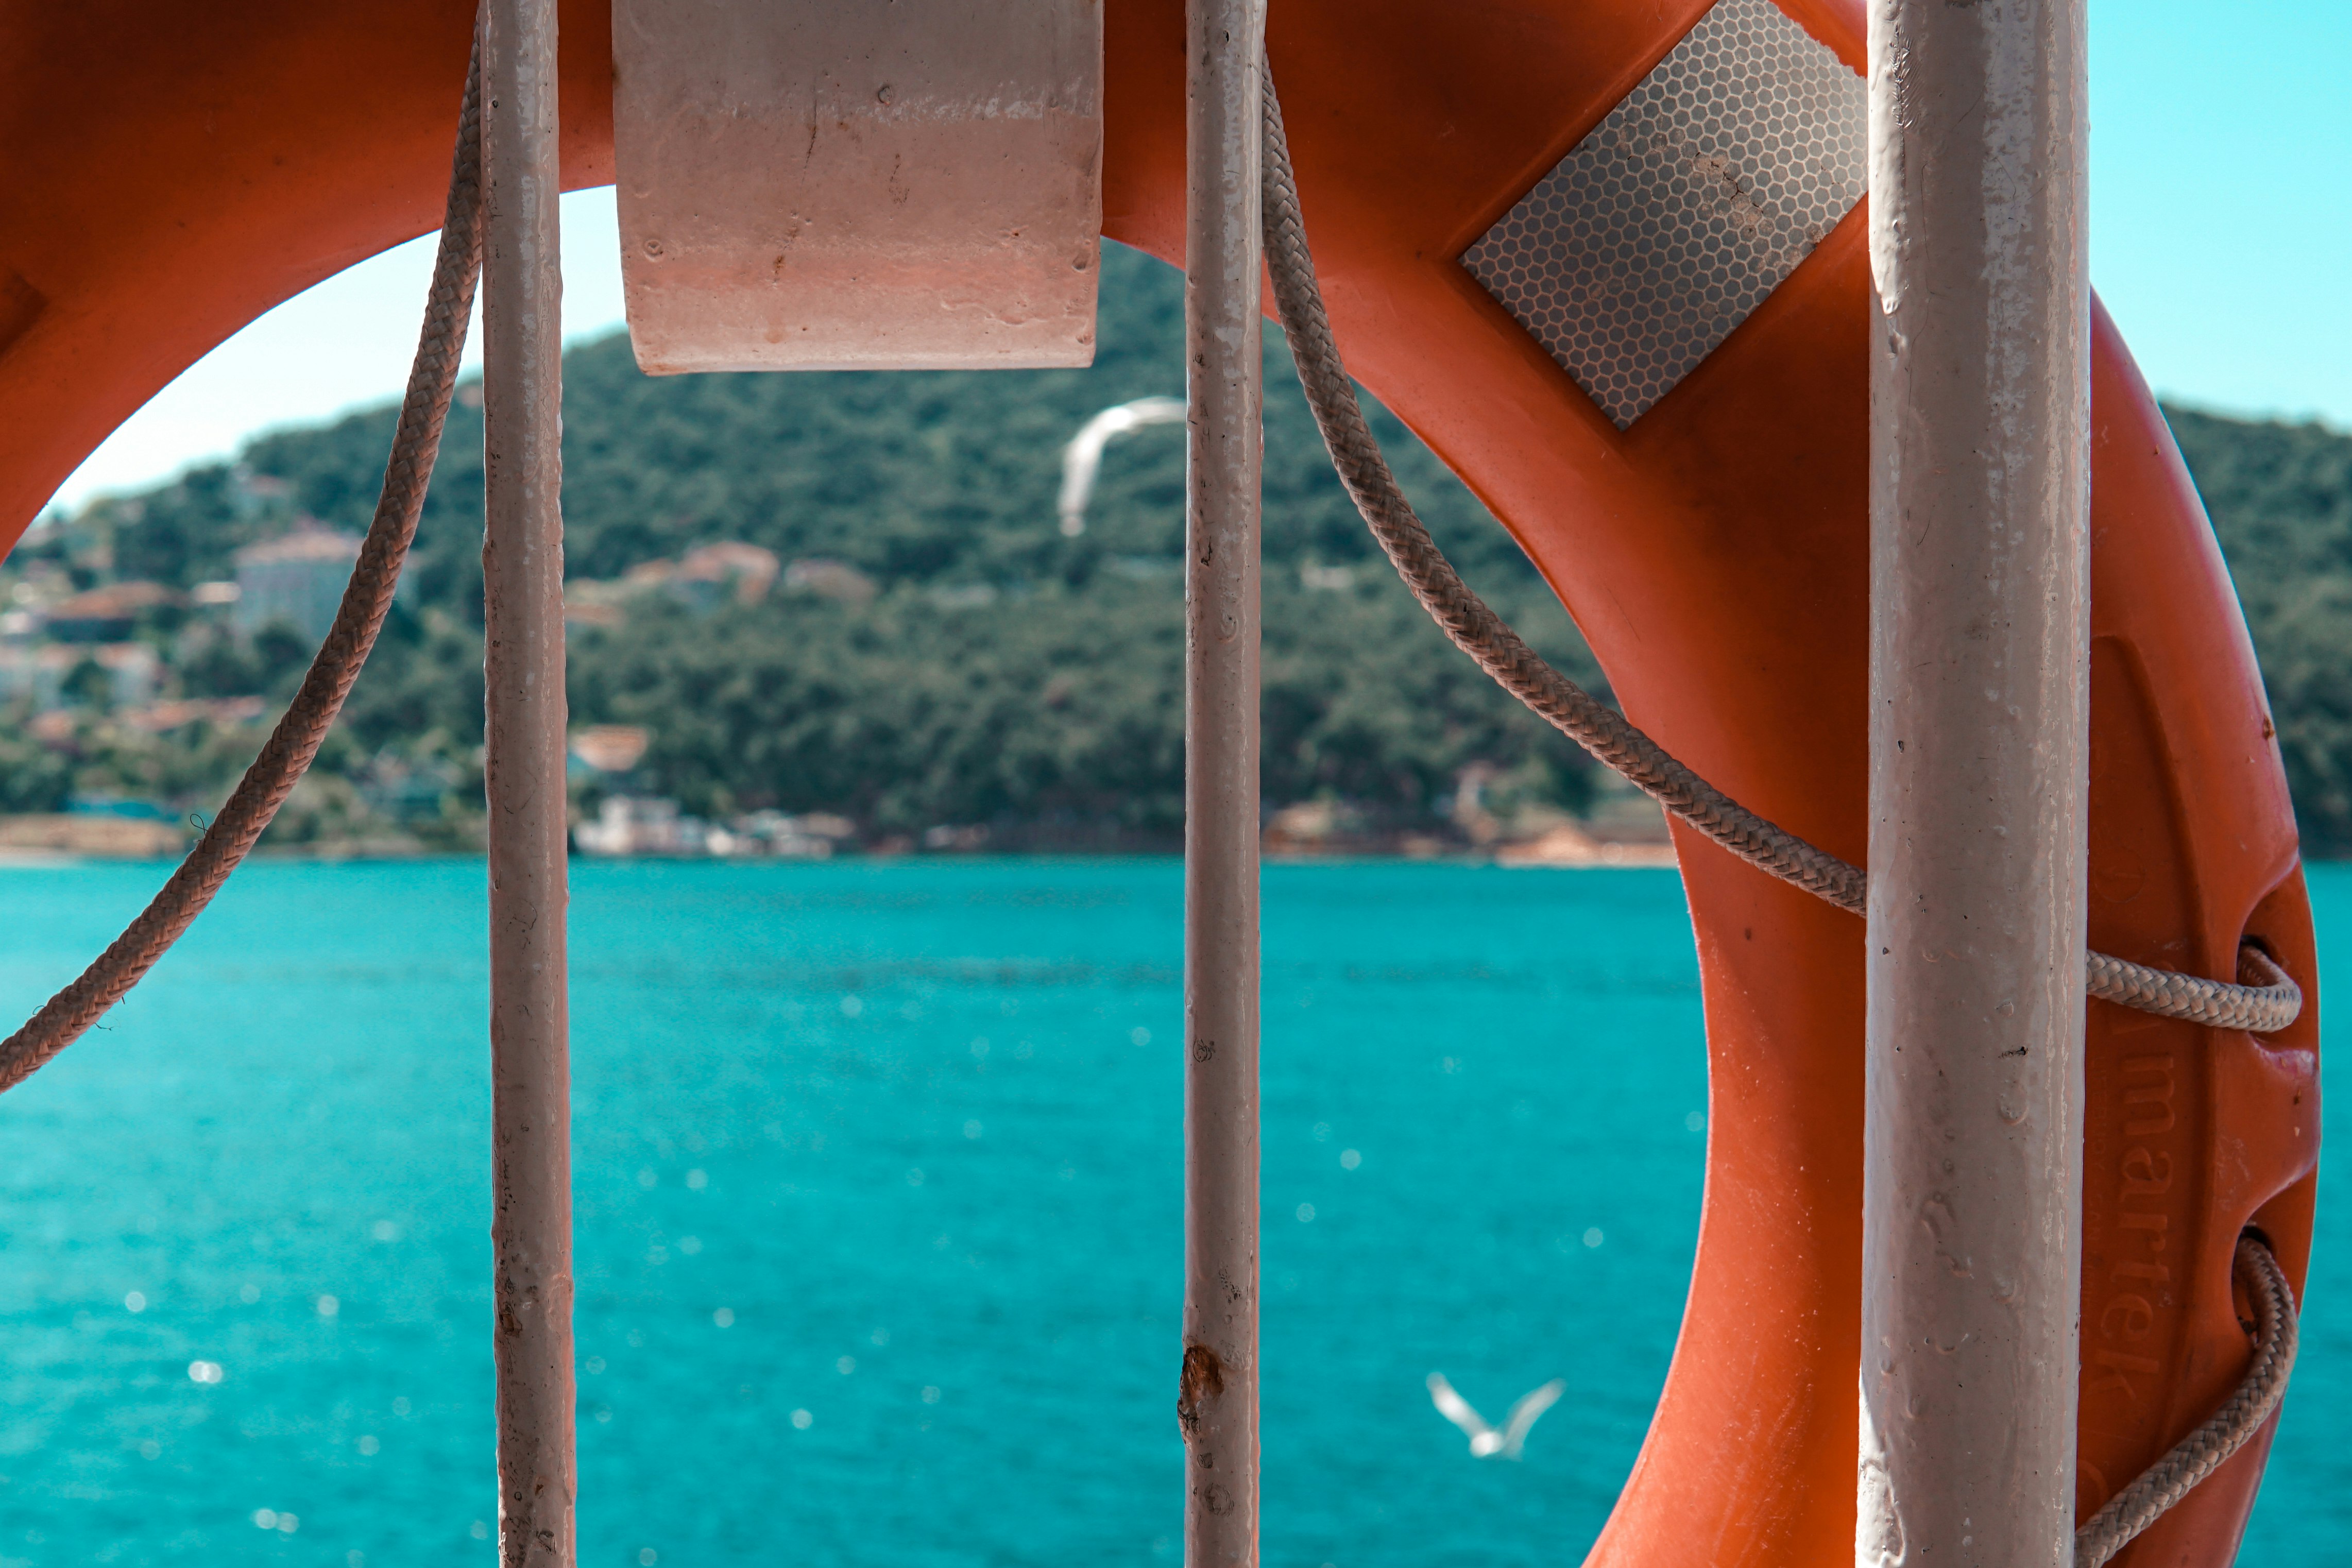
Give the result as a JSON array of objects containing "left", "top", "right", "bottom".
[
  {"left": 1180, "top": 1, "right": 1267, "bottom": 1563},
  {"left": 1857, "top": 2, "right": 2093, "bottom": 1565},
  {"left": 482, "top": 0, "right": 576, "bottom": 1562}
]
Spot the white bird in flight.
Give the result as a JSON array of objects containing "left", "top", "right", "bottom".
[
  {"left": 1426, "top": 1372, "right": 1566, "bottom": 1459},
  {"left": 1056, "top": 396, "right": 1186, "bottom": 536}
]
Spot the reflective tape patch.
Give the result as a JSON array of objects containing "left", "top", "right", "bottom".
[{"left": 1461, "top": 0, "right": 1864, "bottom": 429}]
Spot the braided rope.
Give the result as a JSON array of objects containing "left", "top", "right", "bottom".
[
  {"left": 2075, "top": 1235, "right": 2299, "bottom": 1568},
  {"left": 1256, "top": 74, "right": 2300, "bottom": 1038},
  {"left": 1257, "top": 87, "right": 1864, "bottom": 918},
  {"left": 0, "top": 35, "right": 485, "bottom": 1095},
  {"left": 2087, "top": 945, "right": 2299, "bottom": 1034}
]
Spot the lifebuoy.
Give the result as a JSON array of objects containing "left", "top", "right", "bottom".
[{"left": 0, "top": 2, "right": 2316, "bottom": 1564}]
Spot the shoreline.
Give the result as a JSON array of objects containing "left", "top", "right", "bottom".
[
  {"left": 0, "top": 842, "right": 1685, "bottom": 870},
  {"left": 0, "top": 810, "right": 1679, "bottom": 868}
]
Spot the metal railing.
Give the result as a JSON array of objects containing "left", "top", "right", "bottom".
[{"left": 481, "top": 1, "right": 576, "bottom": 1562}]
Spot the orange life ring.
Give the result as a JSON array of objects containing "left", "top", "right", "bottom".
[{"left": 0, "top": 2, "right": 2317, "bottom": 1563}]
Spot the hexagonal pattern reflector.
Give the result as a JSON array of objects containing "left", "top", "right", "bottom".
[{"left": 1461, "top": 0, "right": 1864, "bottom": 429}]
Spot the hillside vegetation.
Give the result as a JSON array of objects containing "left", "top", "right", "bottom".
[
  {"left": 7, "top": 243, "right": 2350, "bottom": 853},
  {"left": 13, "top": 245, "right": 1601, "bottom": 849},
  {"left": 2168, "top": 410, "right": 2352, "bottom": 853}
]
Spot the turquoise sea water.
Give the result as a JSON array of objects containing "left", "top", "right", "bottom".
[{"left": 0, "top": 857, "right": 2340, "bottom": 1566}]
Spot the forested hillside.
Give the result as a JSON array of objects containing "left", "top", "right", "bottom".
[
  {"left": 2169, "top": 410, "right": 2352, "bottom": 853},
  {"left": 9, "top": 244, "right": 1603, "bottom": 849},
  {"left": 6, "top": 242, "right": 2349, "bottom": 853}
]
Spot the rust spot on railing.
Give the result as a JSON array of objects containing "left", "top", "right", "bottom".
[{"left": 1178, "top": 1343, "right": 1224, "bottom": 1439}]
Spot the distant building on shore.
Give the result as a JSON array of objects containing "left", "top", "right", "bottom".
[
  {"left": 569, "top": 725, "right": 651, "bottom": 777},
  {"left": 234, "top": 521, "right": 364, "bottom": 643},
  {"left": 781, "top": 556, "right": 874, "bottom": 606},
  {"left": 573, "top": 794, "right": 855, "bottom": 859},
  {"left": 676, "top": 542, "right": 781, "bottom": 609},
  {"left": 0, "top": 811, "right": 186, "bottom": 859},
  {"left": 42, "top": 580, "right": 176, "bottom": 641},
  {"left": 0, "top": 641, "right": 161, "bottom": 711},
  {"left": 563, "top": 542, "right": 787, "bottom": 627}
]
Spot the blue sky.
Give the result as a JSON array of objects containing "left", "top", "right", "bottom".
[
  {"left": 43, "top": 0, "right": 2351, "bottom": 510},
  {"left": 2086, "top": 0, "right": 2349, "bottom": 429}
]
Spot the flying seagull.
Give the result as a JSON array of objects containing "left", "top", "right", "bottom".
[
  {"left": 1426, "top": 1372, "right": 1566, "bottom": 1459},
  {"left": 1056, "top": 396, "right": 1185, "bottom": 536}
]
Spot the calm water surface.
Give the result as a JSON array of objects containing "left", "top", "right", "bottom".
[{"left": 0, "top": 858, "right": 2341, "bottom": 1566}]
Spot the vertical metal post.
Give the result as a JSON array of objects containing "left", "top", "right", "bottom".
[
  {"left": 1179, "top": 1, "right": 1264, "bottom": 1564},
  {"left": 482, "top": 0, "right": 573, "bottom": 1564},
  {"left": 1859, "top": 2, "right": 2089, "bottom": 1565}
]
